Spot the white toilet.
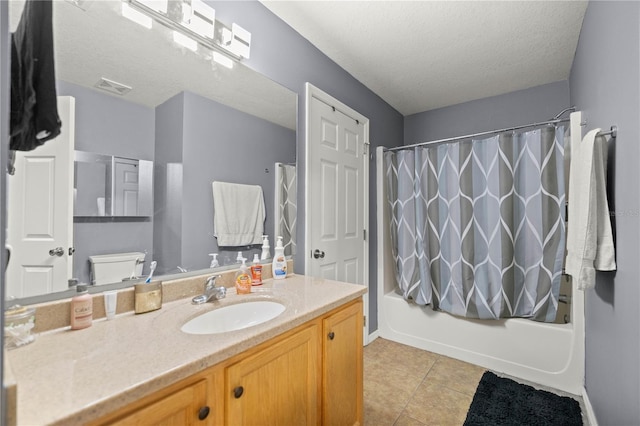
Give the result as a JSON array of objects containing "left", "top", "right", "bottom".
[{"left": 89, "top": 252, "right": 146, "bottom": 285}]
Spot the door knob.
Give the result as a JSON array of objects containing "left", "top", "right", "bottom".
[
  {"left": 328, "top": 331, "right": 335, "bottom": 340},
  {"left": 49, "top": 247, "right": 64, "bottom": 257},
  {"left": 313, "top": 249, "right": 325, "bottom": 259}
]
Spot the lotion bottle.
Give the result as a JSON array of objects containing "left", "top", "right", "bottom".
[
  {"left": 235, "top": 258, "right": 252, "bottom": 294},
  {"left": 70, "top": 284, "right": 93, "bottom": 330},
  {"left": 209, "top": 253, "right": 219, "bottom": 268},
  {"left": 272, "top": 236, "right": 287, "bottom": 280}
]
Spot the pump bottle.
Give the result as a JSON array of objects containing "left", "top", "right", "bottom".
[
  {"left": 272, "top": 236, "right": 287, "bottom": 280},
  {"left": 235, "top": 258, "right": 252, "bottom": 294},
  {"left": 261, "top": 235, "right": 270, "bottom": 260}
]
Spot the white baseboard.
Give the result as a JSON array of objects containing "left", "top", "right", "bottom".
[
  {"left": 367, "top": 330, "right": 380, "bottom": 345},
  {"left": 582, "top": 387, "right": 598, "bottom": 426}
]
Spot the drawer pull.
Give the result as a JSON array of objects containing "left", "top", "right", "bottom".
[
  {"left": 328, "top": 331, "right": 335, "bottom": 340},
  {"left": 234, "top": 386, "right": 244, "bottom": 398},
  {"left": 198, "top": 406, "right": 210, "bottom": 420}
]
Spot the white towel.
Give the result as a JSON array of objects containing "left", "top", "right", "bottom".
[
  {"left": 565, "top": 129, "right": 616, "bottom": 290},
  {"left": 212, "top": 181, "right": 265, "bottom": 247}
]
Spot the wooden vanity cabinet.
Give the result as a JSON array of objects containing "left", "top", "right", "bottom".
[
  {"left": 225, "top": 323, "right": 320, "bottom": 425},
  {"left": 322, "top": 300, "right": 364, "bottom": 426},
  {"left": 91, "top": 372, "right": 216, "bottom": 426},
  {"left": 94, "top": 299, "right": 362, "bottom": 426}
]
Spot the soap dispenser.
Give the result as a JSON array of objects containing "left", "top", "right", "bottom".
[
  {"left": 251, "top": 254, "right": 263, "bottom": 286},
  {"left": 272, "top": 236, "right": 287, "bottom": 280},
  {"left": 209, "top": 253, "right": 219, "bottom": 268},
  {"left": 261, "top": 235, "right": 270, "bottom": 260},
  {"left": 236, "top": 251, "right": 244, "bottom": 263},
  {"left": 235, "top": 258, "right": 251, "bottom": 294}
]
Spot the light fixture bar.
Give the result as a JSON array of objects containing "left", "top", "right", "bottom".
[{"left": 127, "top": 0, "right": 243, "bottom": 60}]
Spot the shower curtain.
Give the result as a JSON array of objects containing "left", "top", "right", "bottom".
[
  {"left": 276, "top": 163, "right": 297, "bottom": 256},
  {"left": 384, "top": 126, "right": 566, "bottom": 322}
]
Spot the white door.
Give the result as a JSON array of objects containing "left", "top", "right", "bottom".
[
  {"left": 7, "top": 96, "right": 75, "bottom": 299},
  {"left": 305, "top": 84, "right": 369, "bottom": 338},
  {"left": 113, "top": 157, "right": 139, "bottom": 216}
]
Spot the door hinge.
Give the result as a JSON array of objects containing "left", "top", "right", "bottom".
[
  {"left": 363, "top": 229, "right": 366, "bottom": 241},
  {"left": 363, "top": 315, "right": 367, "bottom": 326}
]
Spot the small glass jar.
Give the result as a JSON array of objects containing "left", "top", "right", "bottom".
[{"left": 5, "top": 305, "right": 36, "bottom": 349}]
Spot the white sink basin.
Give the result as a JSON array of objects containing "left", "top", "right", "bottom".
[{"left": 181, "top": 301, "right": 286, "bottom": 335}]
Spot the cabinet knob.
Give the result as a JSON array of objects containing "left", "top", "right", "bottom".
[
  {"left": 198, "top": 406, "right": 210, "bottom": 420},
  {"left": 234, "top": 386, "right": 244, "bottom": 398},
  {"left": 328, "top": 331, "right": 335, "bottom": 340}
]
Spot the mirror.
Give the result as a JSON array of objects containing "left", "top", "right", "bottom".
[
  {"left": 6, "top": 0, "right": 297, "bottom": 303},
  {"left": 74, "top": 151, "right": 154, "bottom": 217}
]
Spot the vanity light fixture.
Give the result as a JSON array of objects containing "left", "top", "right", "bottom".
[
  {"left": 179, "top": 0, "right": 215, "bottom": 40},
  {"left": 122, "top": 3, "right": 153, "bottom": 29},
  {"left": 125, "top": 0, "right": 250, "bottom": 64},
  {"left": 221, "top": 23, "right": 251, "bottom": 59},
  {"left": 173, "top": 30, "right": 198, "bottom": 52},
  {"left": 136, "top": 0, "right": 168, "bottom": 14}
]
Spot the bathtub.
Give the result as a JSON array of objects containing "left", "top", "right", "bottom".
[{"left": 375, "top": 147, "right": 584, "bottom": 395}]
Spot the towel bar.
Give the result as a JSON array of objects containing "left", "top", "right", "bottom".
[{"left": 599, "top": 125, "right": 617, "bottom": 139}]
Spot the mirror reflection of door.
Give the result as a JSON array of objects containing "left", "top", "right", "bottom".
[
  {"left": 6, "top": 96, "right": 75, "bottom": 299},
  {"left": 113, "top": 157, "right": 139, "bottom": 216}
]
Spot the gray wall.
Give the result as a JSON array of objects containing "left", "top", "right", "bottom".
[
  {"left": 153, "top": 93, "right": 184, "bottom": 276},
  {"left": 211, "top": 1, "right": 405, "bottom": 332},
  {"left": 182, "top": 91, "right": 295, "bottom": 269},
  {"left": 569, "top": 1, "right": 640, "bottom": 424},
  {"left": 404, "top": 81, "right": 571, "bottom": 145},
  {"left": 57, "top": 81, "right": 155, "bottom": 284},
  {"left": 153, "top": 91, "right": 296, "bottom": 274}
]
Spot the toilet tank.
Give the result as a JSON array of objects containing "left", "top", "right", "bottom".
[{"left": 89, "top": 252, "right": 146, "bottom": 285}]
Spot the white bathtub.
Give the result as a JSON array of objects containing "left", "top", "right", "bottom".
[{"left": 375, "top": 147, "right": 584, "bottom": 395}]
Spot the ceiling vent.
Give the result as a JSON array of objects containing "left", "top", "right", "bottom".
[{"left": 94, "top": 77, "right": 132, "bottom": 96}]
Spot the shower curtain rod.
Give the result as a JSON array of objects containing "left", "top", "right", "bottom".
[{"left": 385, "top": 118, "right": 570, "bottom": 152}]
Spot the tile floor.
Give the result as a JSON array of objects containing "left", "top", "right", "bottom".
[
  {"left": 363, "top": 338, "right": 486, "bottom": 425},
  {"left": 363, "top": 338, "right": 587, "bottom": 426}
]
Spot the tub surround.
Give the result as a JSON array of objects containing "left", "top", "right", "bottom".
[{"left": 7, "top": 270, "right": 366, "bottom": 425}]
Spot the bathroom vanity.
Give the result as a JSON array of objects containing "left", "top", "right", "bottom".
[{"left": 6, "top": 274, "right": 366, "bottom": 425}]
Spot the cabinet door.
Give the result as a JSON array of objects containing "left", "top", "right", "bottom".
[
  {"left": 323, "top": 300, "right": 363, "bottom": 426},
  {"left": 226, "top": 324, "right": 320, "bottom": 425},
  {"left": 111, "top": 379, "right": 210, "bottom": 426}
]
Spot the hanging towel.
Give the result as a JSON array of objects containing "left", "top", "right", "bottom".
[
  {"left": 212, "top": 182, "right": 265, "bottom": 247},
  {"left": 565, "top": 129, "right": 616, "bottom": 290},
  {"left": 10, "top": 0, "right": 61, "bottom": 152}
]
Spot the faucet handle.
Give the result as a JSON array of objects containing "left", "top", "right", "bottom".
[{"left": 205, "top": 275, "right": 222, "bottom": 289}]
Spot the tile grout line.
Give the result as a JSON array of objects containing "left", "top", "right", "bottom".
[{"left": 391, "top": 354, "right": 442, "bottom": 426}]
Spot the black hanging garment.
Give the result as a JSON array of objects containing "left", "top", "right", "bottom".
[{"left": 10, "top": 0, "right": 61, "bottom": 152}]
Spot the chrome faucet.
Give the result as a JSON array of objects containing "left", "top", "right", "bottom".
[{"left": 192, "top": 275, "right": 226, "bottom": 304}]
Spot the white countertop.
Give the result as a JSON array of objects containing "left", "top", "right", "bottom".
[{"left": 7, "top": 275, "right": 367, "bottom": 425}]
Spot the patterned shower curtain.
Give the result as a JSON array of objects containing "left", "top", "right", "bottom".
[
  {"left": 384, "top": 126, "right": 566, "bottom": 322},
  {"left": 276, "top": 163, "right": 297, "bottom": 257}
]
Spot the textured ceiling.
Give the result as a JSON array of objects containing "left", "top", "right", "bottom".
[
  {"left": 261, "top": 0, "right": 588, "bottom": 116},
  {"left": 9, "top": 0, "right": 296, "bottom": 130}
]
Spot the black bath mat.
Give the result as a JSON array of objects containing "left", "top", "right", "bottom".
[{"left": 464, "top": 371, "right": 582, "bottom": 426}]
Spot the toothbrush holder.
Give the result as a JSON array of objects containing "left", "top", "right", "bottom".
[{"left": 134, "top": 282, "right": 163, "bottom": 314}]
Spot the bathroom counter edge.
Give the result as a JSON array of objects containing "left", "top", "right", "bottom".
[{"left": 6, "top": 274, "right": 367, "bottom": 426}]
